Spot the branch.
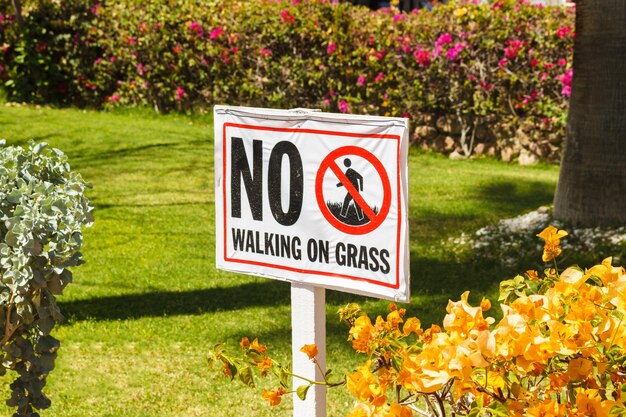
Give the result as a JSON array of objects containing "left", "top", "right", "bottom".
[
  {"left": 1, "top": 294, "right": 18, "bottom": 346},
  {"left": 11, "top": 0, "right": 24, "bottom": 33}
]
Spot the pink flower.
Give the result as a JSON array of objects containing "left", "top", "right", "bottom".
[
  {"left": 446, "top": 42, "right": 466, "bottom": 61},
  {"left": 280, "top": 10, "right": 294, "bottom": 24},
  {"left": 189, "top": 21, "right": 204, "bottom": 34},
  {"left": 530, "top": 58, "right": 538, "bottom": 67},
  {"left": 126, "top": 36, "right": 137, "bottom": 45},
  {"left": 374, "top": 72, "right": 384, "bottom": 83},
  {"left": 498, "top": 58, "right": 508, "bottom": 68},
  {"left": 137, "top": 63, "right": 146, "bottom": 75},
  {"left": 393, "top": 14, "right": 405, "bottom": 23},
  {"left": 435, "top": 33, "right": 453, "bottom": 48},
  {"left": 0, "top": 13, "right": 4, "bottom": 21},
  {"left": 327, "top": 42, "right": 336, "bottom": 55},
  {"left": 368, "top": 35, "right": 376, "bottom": 46},
  {"left": 561, "top": 68, "right": 573, "bottom": 86},
  {"left": 558, "top": 58, "right": 567, "bottom": 67},
  {"left": 109, "top": 94, "right": 121, "bottom": 103},
  {"left": 561, "top": 85, "right": 571, "bottom": 97},
  {"left": 323, "top": 98, "right": 330, "bottom": 106},
  {"left": 91, "top": 3, "right": 101, "bottom": 15},
  {"left": 109, "top": 56, "right": 116, "bottom": 63},
  {"left": 479, "top": 81, "right": 493, "bottom": 91},
  {"left": 260, "top": 47, "right": 272, "bottom": 58},
  {"left": 209, "top": 27, "right": 224, "bottom": 40},
  {"left": 556, "top": 25, "right": 572, "bottom": 38},
  {"left": 357, "top": 75, "right": 366, "bottom": 86},
  {"left": 541, "top": 72, "right": 549, "bottom": 81},
  {"left": 175, "top": 86, "right": 187, "bottom": 101},
  {"left": 504, "top": 39, "right": 522, "bottom": 59},
  {"left": 94, "top": 57, "right": 102, "bottom": 65},
  {"left": 338, "top": 99, "right": 349, "bottom": 113},
  {"left": 413, "top": 48, "right": 431, "bottom": 66}
]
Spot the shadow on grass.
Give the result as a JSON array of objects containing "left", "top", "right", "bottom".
[
  {"left": 478, "top": 180, "right": 555, "bottom": 216},
  {"left": 59, "top": 280, "right": 291, "bottom": 322},
  {"left": 62, "top": 177, "right": 555, "bottom": 324}
]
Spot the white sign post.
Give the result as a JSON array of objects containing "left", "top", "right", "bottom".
[{"left": 214, "top": 105, "right": 410, "bottom": 416}]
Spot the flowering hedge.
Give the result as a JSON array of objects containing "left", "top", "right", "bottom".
[
  {"left": 0, "top": 0, "right": 574, "bottom": 161},
  {"left": 211, "top": 227, "right": 626, "bottom": 416}
]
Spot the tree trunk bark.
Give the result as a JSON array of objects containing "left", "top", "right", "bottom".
[
  {"left": 553, "top": 0, "right": 626, "bottom": 226},
  {"left": 11, "top": 0, "right": 24, "bottom": 32}
]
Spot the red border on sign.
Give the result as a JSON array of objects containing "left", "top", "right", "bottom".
[
  {"left": 222, "top": 122, "right": 403, "bottom": 290},
  {"left": 315, "top": 146, "right": 391, "bottom": 235}
]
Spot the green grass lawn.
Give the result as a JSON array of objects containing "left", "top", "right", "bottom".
[{"left": 0, "top": 105, "right": 559, "bottom": 416}]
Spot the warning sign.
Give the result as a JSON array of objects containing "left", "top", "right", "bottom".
[
  {"left": 316, "top": 146, "right": 391, "bottom": 235},
  {"left": 214, "top": 105, "right": 410, "bottom": 302}
]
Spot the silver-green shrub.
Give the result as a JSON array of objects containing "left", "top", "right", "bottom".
[{"left": 0, "top": 141, "right": 93, "bottom": 417}]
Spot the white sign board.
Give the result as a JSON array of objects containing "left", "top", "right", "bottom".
[{"left": 214, "top": 105, "right": 410, "bottom": 302}]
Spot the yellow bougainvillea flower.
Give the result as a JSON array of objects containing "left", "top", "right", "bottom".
[
  {"left": 383, "top": 403, "right": 413, "bottom": 417},
  {"left": 346, "top": 402, "right": 375, "bottom": 417},
  {"left": 567, "top": 357, "right": 594, "bottom": 381},
  {"left": 402, "top": 317, "right": 421, "bottom": 336},
  {"left": 240, "top": 337, "right": 250, "bottom": 350},
  {"left": 526, "top": 269, "right": 541, "bottom": 281},
  {"left": 257, "top": 356, "right": 272, "bottom": 371},
  {"left": 536, "top": 225, "right": 568, "bottom": 262},
  {"left": 454, "top": 7, "right": 468, "bottom": 17},
  {"left": 350, "top": 315, "right": 377, "bottom": 353},
  {"left": 346, "top": 361, "right": 384, "bottom": 403},
  {"left": 574, "top": 388, "right": 617, "bottom": 417},
  {"left": 249, "top": 338, "right": 267, "bottom": 353},
  {"left": 526, "top": 398, "right": 565, "bottom": 417},
  {"left": 300, "top": 344, "right": 318, "bottom": 360},
  {"left": 480, "top": 298, "right": 492, "bottom": 311},
  {"left": 262, "top": 387, "right": 286, "bottom": 406}
]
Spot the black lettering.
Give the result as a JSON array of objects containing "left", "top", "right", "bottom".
[
  {"left": 232, "top": 228, "right": 245, "bottom": 251},
  {"left": 292, "top": 237, "right": 302, "bottom": 260},
  {"left": 264, "top": 233, "right": 275, "bottom": 256},
  {"left": 347, "top": 244, "right": 358, "bottom": 268},
  {"left": 358, "top": 245, "right": 369, "bottom": 270},
  {"left": 280, "top": 234, "right": 291, "bottom": 258},
  {"left": 336, "top": 243, "right": 346, "bottom": 266},
  {"left": 307, "top": 239, "right": 317, "bottom": 262},
  {"left": 368, "top": 247, "right": 380, "bottom": 272},
  {"left": 318, "top": 240, "right": 329, "bottom": 264},
  {"left": 231, "top": 137, "right": 263, "bottom": 220},
  {"left": 255, "top": 231, "right": 262, "bottom": 254},
  {"left": 245, "top": 231, "right": 255, "bottom": 252},
  {"left": 267, "top": 141, "right": 303, "bottom": 226},
  {"left": 380, "top": 249, "right": 390, "bottom": 274}
]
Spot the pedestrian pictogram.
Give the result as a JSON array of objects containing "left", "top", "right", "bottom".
[
  {"left": 337, "top": 158, "right": 364, "bottom": 221},
  {"left": 315, "top": 146, "right": 391, "bottom": 235}
]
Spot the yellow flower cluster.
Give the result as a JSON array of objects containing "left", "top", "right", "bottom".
[{"left": 343, "top": 227, "right": 626, "bottom": 417}]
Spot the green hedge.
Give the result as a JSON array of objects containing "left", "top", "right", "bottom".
[{"left": 0, "top": 0, "right": 574, "bottom": 161}]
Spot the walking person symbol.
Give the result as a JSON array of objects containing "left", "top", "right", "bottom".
[{"left": 337, "top": 158, "right": 364, "bottom": 221}]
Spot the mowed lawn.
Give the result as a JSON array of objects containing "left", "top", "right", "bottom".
[{"left": 0, "top": 106, "right": 559, "bottom": 416}]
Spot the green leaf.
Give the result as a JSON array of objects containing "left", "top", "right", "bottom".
[
  {"left": 296, "top": 384, "right": 310, "bottom": 401},
  {"left": 238, "top": 366, "right": 255, "bottom": 388},
  {"left": 278, "top": 367, "right": 290, "bottom": 389},
  {"left": 488, "top": 401, "right": 510, "bottom": 417}
]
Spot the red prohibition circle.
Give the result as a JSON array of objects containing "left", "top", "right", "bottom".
[{"left": 315, "top": 146, "right": 392, "bottom": 235}]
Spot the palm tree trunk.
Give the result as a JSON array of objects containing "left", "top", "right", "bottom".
[{"left": 553, "top": 0, "right": 626, "bottom": 226}]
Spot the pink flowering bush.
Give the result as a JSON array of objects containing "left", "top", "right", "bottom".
[{"left": 0, "top": 0, "right": 574, "bottom": 160}]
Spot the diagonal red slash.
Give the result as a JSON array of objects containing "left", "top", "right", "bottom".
[{"left": 329, "top": 161, "right": 377, "bottom": 221}]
